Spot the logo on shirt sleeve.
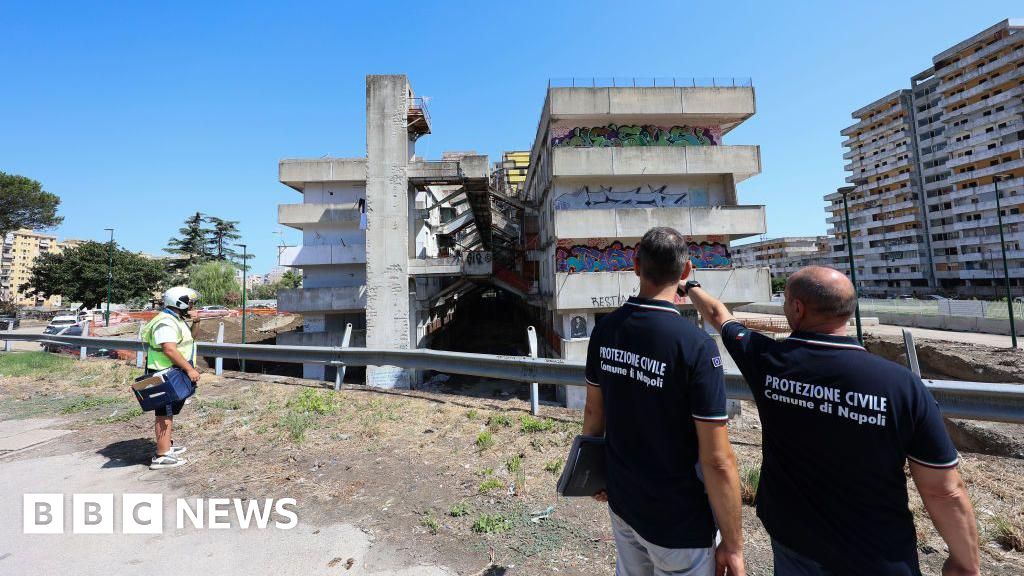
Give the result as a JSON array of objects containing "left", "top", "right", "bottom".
[
  {"left": 711, "top": 356, "right": 722, "bottom": 368},
  {"left": 736, "top": 332, "right": 746, "bottom": 340}
]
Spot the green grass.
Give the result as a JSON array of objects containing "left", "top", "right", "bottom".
[
  {"left": 506, "top": 454, "right": 523, "bottom": 474},
  {"left": 198, "top": 398, "right": 241, "bottom": 411},
  {"left": 478, "top": 467, "right": 494, "bottom": 477},
  {"left": 0, "top": 352, "right": 75, "bottom": 377},
  {"left": 478, "top": 478, "right": 505, "bottom": 494},
  {"left": 420, "top": 513, "right": 440, "bottom": 535},
  {"left": 279, "top": 411, "right": 313, "bottom": 443},
  {"left": 740, "top": 465, "right": 761, "bottom": 505},
  {"left": 519, "top": 415, "right": 553, "bottom": 433},
  {"left": 475, "top": 430, "right": 494, "bottom": 450},
  {"left": 59, "top": 395, "right": 124, "bottom": 414},
  {"left": 543, "top": 459, "right": 563, "bottom": 474},
  {"left": 287, "top": 389, "right": 335, "bottom": 415},
  {"left": 471, "top": 513, "right": 511, "bottom": 534},
  {"left": 465, "top": 409, "right": 478, "bottom": 420},
  {"left": 448, "top": 502, "right": 470, "bottom": 517},
  {"left": 487, "top": 414, "right": 512, "bottom": 428},
  {"left": 95, "top": 407, "right": 143, "bottom": 424}
]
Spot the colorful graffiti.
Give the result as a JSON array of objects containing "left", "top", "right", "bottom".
[
  {"left": 555, "top": 238, "right": 732, "bottom": 273},
  {"left": 551, "top": 124, "right": 722, "bottom": 148},
  {"left": 553, "top": 184, "right": 709, "bottom": 210},
  {"left": 556, "top": 239, "right": 636, "bottom": 273},
  {"left": 688, "top": 241, "right": 732, "bottom": 269}
]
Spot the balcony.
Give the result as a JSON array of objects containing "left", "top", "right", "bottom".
[
  {"left": 279, "top": 158, "right": 367, "bottom": 191},
  {"left": 277, "top": 286, "right": 367, "bottom": 314},
  {"left": 278, "top": 204, "right": 361, "bottom": 229},
  {"left": 943, "top": 66, "right": 1024, "bottom": 108},
  {"left": 551, "top": 145, "right": 761, "bottom": 181},
  {"left": 937, "top": 47, "right": 1024, "bottom": 91},
  {"left": 553, "top": 205, "right": 766, "bottom": 240},
  {"left": 940, "top": 35, "right": 1021, "bottom": 73},
  {"left": 547, "top": 86, "right": 756, "bottom": 132},
  {"left": 408, "top": 160, "right": 464, "bottom": 186},
  {"left": 552, "top": 267, "right": 769, "bottom": 310},
  {"left": 279, "top": 244, "right": 366, "bottom": 267}
]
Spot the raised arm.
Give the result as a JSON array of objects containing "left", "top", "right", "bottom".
[
  {"left": 685, "top": 284, "right": 736, "bottom": 333},
  {"left": 910, "top": 463, "right": 979, "bottom": 576},
  {"left": 696, "top": 421, "right": 745, "bottom": 575}
]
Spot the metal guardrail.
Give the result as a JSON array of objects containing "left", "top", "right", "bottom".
[{"left": 2, "top": 332, "right": 1023, "bottom": 424}]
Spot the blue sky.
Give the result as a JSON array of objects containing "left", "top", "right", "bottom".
[{"left": 2, "top": 1, "right": 1020, "bottom": 273}]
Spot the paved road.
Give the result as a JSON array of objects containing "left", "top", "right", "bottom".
[
  {"left": 735, "top": 311, "right": 1017, "bottom": 348},
  {"left": 0, "top": 418, "right": 456, "bottom": 576},
  {"left": 1, "top": 325, "right": 46, "bottom": 352}
]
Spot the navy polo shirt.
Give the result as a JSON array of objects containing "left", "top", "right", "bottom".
[
  {"left": 721, "top": 321, "right": 959, "bottom": 576},
  {"left": 585, "top": 296, "right": 727, "bottom": 549}
]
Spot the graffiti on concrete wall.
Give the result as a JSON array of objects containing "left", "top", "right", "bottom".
[
  {"left": 553, "top": 184, "right": 709, "bottom": 210},
  {"left": 688, "top": 241, "right": 732, "bottom": 269},
  {"left": 556, "top": 239, "right": 636, "bottom": 273},
  {"left": 551, "top": 124, "right": 722, "bottom": 148},
  {"left": 556, "top": 238, "right": 732, "bottom": 273}
]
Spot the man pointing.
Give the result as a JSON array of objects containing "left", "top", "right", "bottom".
[{"left": 684, "top": 266, "right": 979, "bottom": 576}]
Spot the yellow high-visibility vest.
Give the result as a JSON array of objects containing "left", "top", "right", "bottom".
[{"left": 141, "top": 310, "right": 196, "bottom": 370}]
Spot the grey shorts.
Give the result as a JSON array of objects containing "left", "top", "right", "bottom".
[{"left": 609, "top": 508, "right": 715, "bottom": 576}]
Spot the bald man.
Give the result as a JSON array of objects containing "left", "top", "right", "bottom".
[{"left": 683, "top": 266, "right": 979, "bottom": 576}]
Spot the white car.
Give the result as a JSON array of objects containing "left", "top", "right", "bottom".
[
  {"left": 199, "top": 305, "right": 231, "bottom": 317},
  {"left": 44, "top": 315, "right": 79, "bottom": 334}
]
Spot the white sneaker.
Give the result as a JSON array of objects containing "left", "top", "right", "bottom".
[
  {"left": 167, "top": 445, "right": 187, "bottom": 456},
  {"left": 150, "top": 454, "right": 187, "bottom": 470}
]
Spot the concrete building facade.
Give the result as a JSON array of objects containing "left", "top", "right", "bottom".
[
  {"left": 1, "top": 229, "right": 78, "bottom": 308},
  {"left": 731, "top": 236, "right": 830, "bottom": 280},
  {"left": 521, "top": 84, "right": 769, "bottom": 406},
  {"left": 828, "top": 19, "right": 1024, "bottom": 298}
]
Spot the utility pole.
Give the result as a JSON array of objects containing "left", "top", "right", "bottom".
[
  {"left": 841, "top": 189, "right": 864, "bottom": 344},
  {"left": 104, "top": 228, "right": 114, "bottom": 327},
  {"left": 993, "top": 175, "right": 1017, "bottom": 348},
  {"left": 240, "top": 243, "right": 248, "bottom": 371}
]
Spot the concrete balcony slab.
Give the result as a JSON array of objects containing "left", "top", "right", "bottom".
[
  {"left": 276, "top": 328, "right": 367, "bottom": 348},
  {"left": 548, "top": 87, "right": 755, "bottom": 129},
  {"left": 279, "top": 158, "right": 367, "bottom": 190},
  {"left": 277, "top": 286, "right": 367, "bottom": 314},
  {"left": 551, "top": 146, "right": 761, "bottom": 181},
  {"left": 279, "top": 244, "right": 367, "bottom": 266},
  {"left": 553, "top": 205, "right": 766, "bottom": 240},
  {"left": 553, "top": 267, "right": 769, "bottom": 311},
  {"left": 278, "top": 204, "right": 361, "bottom": 229}
]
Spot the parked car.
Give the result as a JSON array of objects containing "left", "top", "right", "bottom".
[
  {"left": 0, "top": 315, "right": 19, "bottom": 330},
  {"left": 43, "top": 315, "right": 79, "bottom": 335},
  {"left": 896, "top": 294, "right": 915, "bottom": 300},
  {"left": 199, "top": 305, "right": 231, "bottom": 317},
  {"left": 922, "top": 294, "right": 948, "bottom": 300}
]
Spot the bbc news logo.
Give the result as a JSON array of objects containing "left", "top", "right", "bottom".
[{"left": 23, "top": 494, "right": 298, "bottom": 534}]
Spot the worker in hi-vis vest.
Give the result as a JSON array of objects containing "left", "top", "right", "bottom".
[{"left": 141, "top": 286, "right": 202, "bottom": 470}]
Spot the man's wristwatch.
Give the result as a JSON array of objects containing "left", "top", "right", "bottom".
[{"left": 682, "top": 280, "right": 702, "bottom": 296}]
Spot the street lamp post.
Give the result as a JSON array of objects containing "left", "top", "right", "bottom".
[
  {"left": 841, "top": 189, "right": 864, "bottom": 344},
  {"left": 239, "top": 244, "right": 248, "bottom": 371},
  {"left": 103, "top": 228, "right": 114, "bottom": 327},
  {"left": 993, "top": 175, "right": 1017, "bottom": 348}
]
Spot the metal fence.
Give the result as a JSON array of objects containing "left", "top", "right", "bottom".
[
  {"left": 858, "top": 298, "right": 1024, "bottom": 320},
  {"left": 2, "top": 331, "right": 1022, "bottom": 424},
  {"left": 548, "top": 77, "right": 753, "bottom": 88}
]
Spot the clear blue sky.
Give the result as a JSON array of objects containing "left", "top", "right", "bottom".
[{"left": 2, "top": 1, "right": 1020, "bottom": 273}]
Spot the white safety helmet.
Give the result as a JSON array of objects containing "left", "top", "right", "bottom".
[{"left": 162, "top": 286, "right": 200, "bottom": 311}]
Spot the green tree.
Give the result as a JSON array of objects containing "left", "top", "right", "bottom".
[
  {"left": 20, "top": 241, "right": 168, "bottom": 309},
  {"left": 165, "top": 212, "right": 211, "bottom": 271},
  {"left": 0, "top": 172, "right": 63, "bottom": 239},
  {"left": 280, "top": 270, "right": 302, "bottom": 289},
  {"left": 206, "top": 216, "right": 249, "bottom": 261},
  {"left": 188, "top": 260, "right": 241, "bottom": 306},
  {"left": 771, "top": 276, "right": 788, "bottom": 294}
]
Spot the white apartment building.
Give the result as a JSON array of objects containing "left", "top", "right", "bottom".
[
  {"left": 731, "top": 236, "right": 830, "bottom": 279},
  {"left": 828, "top": 19, "right": 1024, "bottom": 298}
]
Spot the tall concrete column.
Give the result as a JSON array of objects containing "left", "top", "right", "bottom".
[{"left": 364, "top": 75, "right": 412, "bottom": 388}]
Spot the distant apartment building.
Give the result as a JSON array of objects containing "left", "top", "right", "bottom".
[
  {"left": 828, "top": 19, "right": 1024, "bottom": 298},
  {"left": 0, "top": 229, "right": 77, "bottom": 308},
  {"left": 731, "top": 236, "right": 830, "bottom": 279}
]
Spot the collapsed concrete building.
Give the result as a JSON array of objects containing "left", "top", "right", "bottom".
[{"left": 276, "top": 75, "right": 769, "bottom": 404}]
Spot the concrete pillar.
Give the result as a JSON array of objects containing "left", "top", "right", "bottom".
[{"left": 364, "top": 75, "right": 412, "bottom": 388}]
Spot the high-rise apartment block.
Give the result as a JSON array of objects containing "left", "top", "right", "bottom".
[
  {"left": 829, "top": 19, "right": 1024, "bottom": 297},
  {"left": 1, "top": 229, "right": 79, "bottom": 308},
  {"left": 731, "top": 236, "right": 831, "bottom": 280}
]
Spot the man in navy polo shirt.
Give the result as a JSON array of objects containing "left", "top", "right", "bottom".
[
  {"left": 582, "top": 227, "right": 745, "bottom": 576},
  {"left": 685, "top": 265, "right": 979, "bottom": 576}
]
